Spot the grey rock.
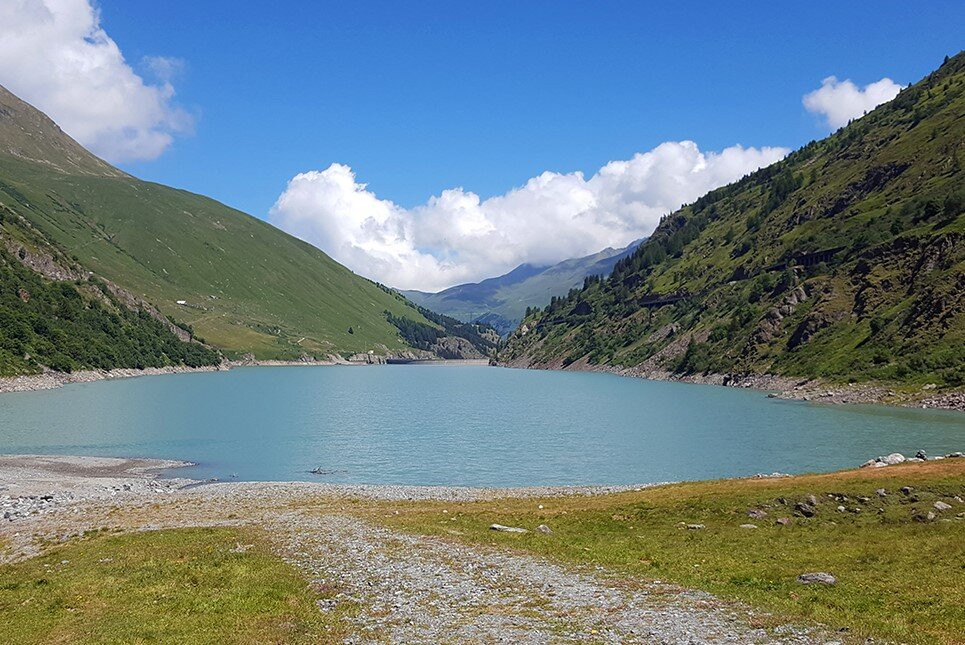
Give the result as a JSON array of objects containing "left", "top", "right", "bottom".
[
  {"left": 875, "top": 488, "right": 887, "bottom": 497},
  {"left": 686, "top": 524, "right": 705, "bottom": 530},
  {"left": 796, "top": 572, "right": 836, "bottom": 585},
  {"left": 739, "top": 524, "right": 758, "bottom": 530},
  {"left": 794, "top": 502, "right": 816, "bottom": 517},
  {"left": 747, "top": 508, "right": 768, "bottom": 519},
  {"left": 915, "top": 450, "right": 927, "bottom": 460},
  {"left": 536, "top": 524, "right": 552, "bottom": 535},
  {"left": 880, "top": 452, "right": 905, "bottom": 465},
  {"left": 490, "top": 523, "right": 528, "bottom": 533},
  {"left": 901, "top": 486, "right": 914, "bottom": 495},
  {"left": 934, "top": 501, "right": 952, "bottom": 511},
  {"left": 775, "top": 517, "right": 792, "bottom": 526}
]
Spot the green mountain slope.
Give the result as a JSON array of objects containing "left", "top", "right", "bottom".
[
  {"left": 403, "top": 239, "right": 643, "bottom": 336},
  {"left": 0, "top": 208, "right": 221, "bottom": 376},
  {"left": 0, "top": 84, "right": 434, "bottom": 360},
  {"left": 501, "top": 53, "right": 965, "bottom": 388}
]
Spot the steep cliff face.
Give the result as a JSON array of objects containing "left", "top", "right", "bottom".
[{"left": 501, "top": 53, "right": 965, "bottom": 388}]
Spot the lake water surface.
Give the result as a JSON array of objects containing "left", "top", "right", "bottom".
[{"left": 0, "top": 365, "right": 962, "bottom": 486}]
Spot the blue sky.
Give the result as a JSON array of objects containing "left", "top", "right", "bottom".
[
  {"left": 1, "top": 1, "right": 961, "bottom": 289},
  {"left": 101, "top": 1, "right": 962, "bottom": 214}
]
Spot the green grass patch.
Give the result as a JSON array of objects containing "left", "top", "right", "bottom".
[
  {"left": 0, "top": 527, "right": 351, "bottom": 644},
  {"left": 367, "top": 461, "right": 965, "bottom": 644}
]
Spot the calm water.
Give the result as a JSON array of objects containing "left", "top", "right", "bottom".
[{"left": 0, "top": 365, "right": 962, "bottom": 486}]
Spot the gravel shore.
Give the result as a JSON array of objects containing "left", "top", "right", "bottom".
[{"left": 0, "top": 454, "right": 832, "bottom": 643}]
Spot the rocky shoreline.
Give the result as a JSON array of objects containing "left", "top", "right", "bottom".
[
  {"left": 498, "top": 357, "right": 965, "bottom": 412},
  {"left": 0, "top": 355, "right": 492, "bottom": 395}
]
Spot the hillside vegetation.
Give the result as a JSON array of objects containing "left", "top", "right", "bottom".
[
  {"left": 501, "top": 53, "right": 965, "bottom": 389},
  {"left": 0, "top": 84, "right": 434, "bottom": 361},
  {"left": 0, "top": 206, "right": 220, "bottom": 376}
]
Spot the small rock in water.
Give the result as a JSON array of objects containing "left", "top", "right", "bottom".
[
  {"left": 797, "top": 572, "right": 836, "bottom": 586},
  {"left": 934, "top": 501, "right": 952, "bottom": 511},
  {"left": 489, "top": 523, "right": 528, "bottom": 533},
  {"left": 536, "top": 524, "right": 552, "bottom": 535}
]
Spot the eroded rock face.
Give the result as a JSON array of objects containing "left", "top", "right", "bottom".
[{"left": 429, "top": 335, "right": 486, "bottom": 360}]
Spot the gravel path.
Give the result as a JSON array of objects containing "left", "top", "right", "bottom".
[
  {"left": 0, "top": 455, "right": 833, "bottom": 643},
  {"left": 270, "top": 510, "right": 825, "bottom": 644}
]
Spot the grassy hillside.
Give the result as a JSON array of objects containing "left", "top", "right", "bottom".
[
  {"left": 0, "top": 84, "right": 433, "bottom": 360},
  {"left": 0, "top": 207, "right": 220, "bottom": 376},
  {"left": 502, "top": 53, "right": 964, "bottom": 388},
  {"left": 404, "top": 239, "right": 642, "bottom": 335}
]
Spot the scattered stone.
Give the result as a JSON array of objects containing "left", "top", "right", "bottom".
[
  {"left": 739, "top": 524, "right": 758, "bottom": 530},
  {"left": 686, "top": 524, "right": 705, "bottom": 530},
  {"left": 776, "top": 517, "right": 792, "bottom": 526},
  {"left": 876, "top": 488, "right": 887, "bottom": 497},
  {"left": 934, "top": 501, "right": 952, "bottom": 511},
  {"left": 536, "top": 524, "right": 552, "bottom": 535},
  {"left": 806, "top": 494, "right": 819, "bottom": 506},
  {"left": 857, "top": 496, "right": 870, "bottom": 503},
  {"left": 946, "top": 452, "right": 964, "bottom": 458},
  {"left": 747, "top": 508, "right": 768, "bottom": 519},
  {"left": 796, "top": 572, "right": 836, "bottom": 586},
  {"left": 915, "top": 450, "right": 927, "bottom": 460},
  {"left": 881, "top": 453, "right": 905, "bottom": 465},
  {"left": 490, "top": 524, "right": 528, "bottom": 533},
  {"left": 794, "top": 502, "right": 816, "bottom": 518},
  {"left": 836, "top": 505, "right": 846, "bottom": 513},
  {"left": 901, "top": 486, "right": 914, "bottom": 495}
]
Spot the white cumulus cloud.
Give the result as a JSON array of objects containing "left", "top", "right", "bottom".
[
  {"left": 0, "top": 0, "right": 192, "bottom": 162},
  {"left": 270, "top": 141, "right": 789, "bottom": 292},
  {"left": 803, "top": 76, "right": 903, "bottom": 129}
]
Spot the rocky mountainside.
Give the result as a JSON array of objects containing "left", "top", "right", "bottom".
[
  {"left": 500, "top": 53, "right": 964, "bottom": 391},
  {"left": 404, "top": 239, "right": 644, "bottom": 336},
  {"left": 0, "top": 84, "right": 492, "bottom": 364}
]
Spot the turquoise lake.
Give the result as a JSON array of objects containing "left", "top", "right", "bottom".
[{"left": 0, "top": 365, "right": 962, "bottom": 486}]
